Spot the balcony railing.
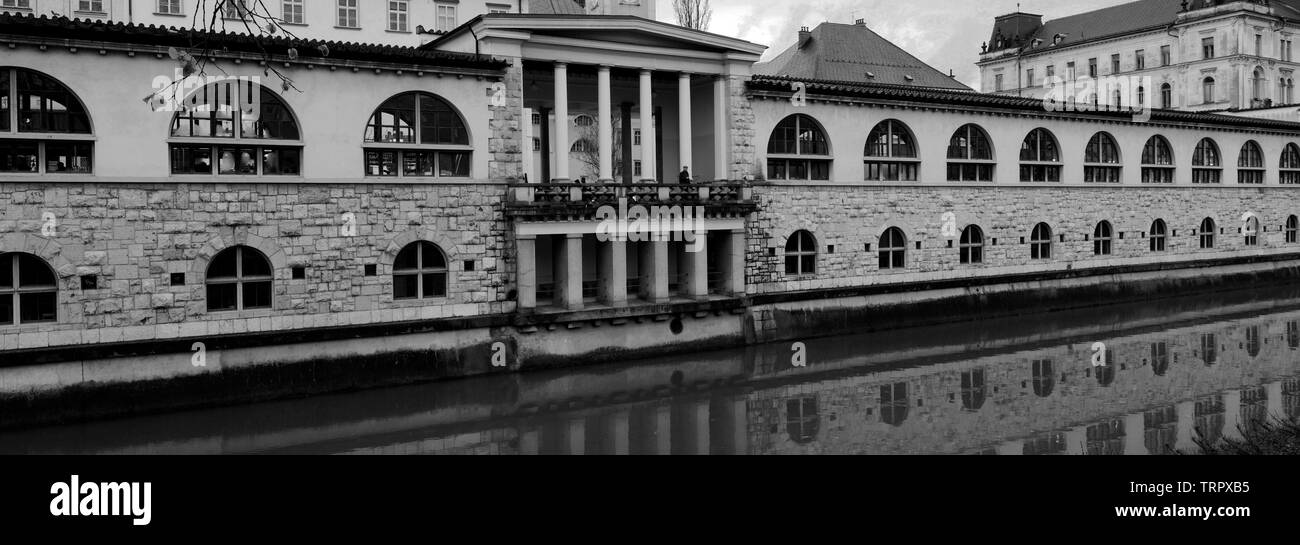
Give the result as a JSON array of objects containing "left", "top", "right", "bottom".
[{"left": 505, "top": 181, "right": 757, "bottom": 219}]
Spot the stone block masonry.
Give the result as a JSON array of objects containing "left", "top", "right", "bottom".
[{"left": 0, "top": 182, "right": 515, "bottom": 351}]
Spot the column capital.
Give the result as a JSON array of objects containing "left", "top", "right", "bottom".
[
  {"left": 640, "top": 68, "right": 653, "bottom": 76},
  {"left": 597, "top": 64, "right": 613, "bottom": 71},
  {"left": 565, "top": 233, "right": 584, "bottom": 240},
  {"left": 554, "top": 61, "right": 568, "bottom": 68}
]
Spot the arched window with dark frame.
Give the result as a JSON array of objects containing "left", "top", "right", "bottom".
[
  {"left": 1083, "top": 132, "right": 1121, "bottom": 183},
  {"left": 785, "top": 230, "right": 817, "bottom": 276},
  {"left": 1287, "top": 215, "right": 1298, "bottom": 243},
  {"left": 1202, "top": 77, "right": 1216, "bottom": 104},
  {"left": 0, "top": 252, "right": 58, "bottom": 325},
  {"left": 1238, "top": 140, "right": 1264, "bottom": 184},
  {"left": 767, "top": 114, "right": 831, "bottom": 181},
  {"left": 1141, "top": 135, "right": 1174, "bottom": 183},
  {"left": 1019, "top": 128, "right": 1061, "bottom": 182},
  {"left": 205, "top": 246, "right": 273, "bottom": 312},
  {"left": 959, "top": 225, "right": 984, "bottom": 264},
  {"left": 169, "top": 80, "right": 301, "bottom": 176},
  {"left": 864, "top": 119, "right": 918, "bottom": 181},
  {"left": 878, "top": 227, "right": 906, "bottom": 269},
  {"left": 1199, "top": 217, "right": 1216, "bottom": 249},
  {"left": 961, "top": 369, "right": 987, "bottom": 411},
  {"left": 1031, "top": 359, "right": 1054, "bottom": 397},
  {"left": 1030, "top": 222, "right": 1052, "bottom": 259},
  {"left": 946, "top": 123, "right": 994, "bottom": 181},
  {"left": 1244, "top": 214, "right": 1260, "bottom": 246},
  {"left": 363, "top": 92, "right": 470, "bottom": 178},
  {"left": 880, "top": 382, "right": 909, "bottom": 426},
  {"left": 1151, "top": 342, "right": 1170, "bottom": 376},
  {"left": 393, "top": 241, "right": 448, "bottom": 300},
  {"left": 1281, "top": 143, "right": 1300, "bottom": 184},
  {"left": 1150, "top": 218, "right": 1168, "bottom": 252},
  {"left": 1192, "top": 138, "right": 1222, "bottom": 184},
  {"left": 1160, "top": 83, "right": 1173, "bottom": 109},
  {"left": 1093, "top": 221, "right": 1114, "bottom": 255},
  {"left": 0, "top": 67, "right": 94, "bottom": 174}
]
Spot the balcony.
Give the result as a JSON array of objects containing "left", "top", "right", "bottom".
[{"left": 505, "top": 181, "right": 758, "bottom": 220}]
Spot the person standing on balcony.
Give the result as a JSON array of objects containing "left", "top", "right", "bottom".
[{"left": 679, "top": 165, "right": 693, "bottom": 184}]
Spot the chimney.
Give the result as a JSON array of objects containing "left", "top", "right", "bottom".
[
  {"left": 854, "top": 18, "right": 866, "bottom": 27},
  {"left": 798, "top": 26, "right": 812, "bottom": 48}
]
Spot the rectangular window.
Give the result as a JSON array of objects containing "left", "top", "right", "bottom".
[
  {"left": 1161, "top": 45, "right": 1171, "bottom": 66},
  {"left": 44, "top": 141, "right": 93, "bottom": 173},
  {"left": 282, "top": 0, "right": 303, "bottom": 24},
  {"left": 1257, "top": 34, "right": 1263, "bottom": 57},
  {"left": 1, "top": 0, "right": 32, "bottom": 8},
  {"left": 1045, "top": 65, "right": 1055, "bottom": 79},
  {"left": 1110, "top": 54, "right": 1120, "bottom": 74},
  {"left": 633, "top": 129, "right": 642, "bottom": 145},
  {"left": 1026, "top": 68, "right": 1034, "bottom": 86},
  {"left": 0, "top": 140, "right": 38, "bottom": 172},
  {"left": 436, "top": 3, "right": 457, "bottom": 32},
  {"left": 337, "top": 0, "right": 358, "bottom": 28},
  {"left": 994, "top": 74, "right": 1003, "bottom": 92},
  {"left": 223, "top": 0, "right": 246, "bottom": 18},
  {"left": 388, "top": 0, "right": 408, "bottom": 32},
  {"left": 170, "top": 145, "right": 299, "bottom": 176},
  {"left": 157, "top": 0, "right": 182, "bottom": 14},
  {"left": 634, "top": 160, "right": 642, "bottom": 177},
  {"left": 364, "top": 150, "right": 466, "bottom": 178},
  {"left": 77, "top": 0, "right": 104, "bottom": 11},
  {"left": 1066, "top": 62, "right": 1076, "bottom": 80},
  {"left": 1203, "top": 37, "right": 1215, "bottom": 59},
  {"left": 1088, "top": 58, "right": 1097, "bottom": 78},
  {"left": 1135, "top": 50, "right": 1145, "bottom": 70}
]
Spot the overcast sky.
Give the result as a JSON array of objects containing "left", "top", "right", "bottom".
[{"left": 654, "top": 0, "right": 1134, "bottom": 88}]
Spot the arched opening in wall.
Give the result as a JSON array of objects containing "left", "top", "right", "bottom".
[
  {"left": 363, "top": 91, "right": 470, "bottom": 178},
  {"left": 393, "top": 241, "right": 448, "bottom": 301},
  {"left": 1252, "top": 66, "right": 1265, "bottom": 103},
  {"left": 1199, "top": 217, "right": 1216, "bottom": 249},
  {"left": 1195, "top": 394, "right": 1226, "bottom": 445},
  {"left": 1238, "top": 140, "right": 1264, "bottom": 184},
  {"left": 1083, "top": 132, "right": 1121, "bottom": 183},
  {"left": 1202, "top": 77, "right": 1216, "bottom": 104},
  {"left": 864, "top": 119, "right": 918, "bottom": 181},
  {"left": 947, "top": 123, "right": 994, "bottom": 182},
  {"left": 880, "top": 382, "right": 908, "bottom": 426},
  {"left": 205, "top": 245, "right": 273, "bottom": 312},
  {"left": 1094, "top": 349, "right": 1115, "bottom": 387},
  {"left": 0, "top": 252, "right": 57, "bottom": 325},
  {"left": 785, "top": 230, "right": 817, "bottom": 277},
  {"left": 1141, "top": 135, "right": 1174, "bottom": 183},
  {"left": 1246, "top": 326, "right": 1261, "bottom": 358},
  {"left": 1030, "top": 222, "right": 1052, "bottom": 259},
  {"left": 1019, "top": 128, "right": 1060, "bottom": 182},
  {"left": 1243, "top": 215, "right": 1260, "bottom": 246},
  {"left": 959, "top": 225, "right": 984, "bottom": 264},
  {"left": 1287, "top": 215, "right": 1299, "bottom": 243},
  {"left": 0, "top": 67, "right": 94, "bottom": 174},
  {"left": 1281, "top": 143, "right": 1300, "bottom": 184},
  {"left": 1093, "top": 221, "right": 1114, "bottom": 256},
  {"left": 1150, "top": 342, "right": 1169, "bottom": 376},
  {"left": 785, "top": 397, "right": 820, "bottom": 444},
  {"left": 766, "top": 114, "right": 831, "bottom": 181},
  {"left": 1192, "top": 138, "right": 1221, "bottom": 184},
  {"left": 960, "top": 369, "right": 986, "bottom": 411},
  {"left": 1143, "top": 405, "right": 1177, "bottom": 455},
  {"left": 1160, "top": 83, "right": 1173, "bottom": 109},
  {"left": 877, "top": 227, "right": 906, "bottom": 270},
  {"left": 1150, "top": 218, "right": 1168, "bottom": 252},
  {"left": 1031, "top": 359, "right": 1054, "bottom": 397},
  {"left": 169, "top": 80, "right": 302, "bottom": 176},
  {"left": 1200, "top": 333, "right": 1218, "bottom": 366}
]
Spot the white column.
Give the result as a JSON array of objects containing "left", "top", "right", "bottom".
[
  {"left": 713, "top": 75, "right": 728, "bottom": 181},
  {"left": 678, "top": 72, "right": 693, "bottom": 181},
  {"left": 639, "top": 69, "right": 656, "bottom": 182},
  {"left": 553, "top": 62, "right": 570, "bottom": 182},
  {"left": 597, "top": 65, "right": 614, "bottom": 182}
]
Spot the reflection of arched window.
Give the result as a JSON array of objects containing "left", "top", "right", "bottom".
[
  {"left": 1287, "top": 215, "right": 1299, "bottom": 243},
  {"left": 170, "top": 81, "right": 301, "bottom": 176},
  {"left": 946, "top": 124, "right": 994, "bottom": 181},
  {"left": 767, "top": 114, "right": 830, "bottom": 181},
  {"left": 1150, "top": 219, "right": 1167, "bottom": 252},
  {"left": 1192, "top": 138, "right": 1221, "bottom": 184},
  {"left": 1019, "top": 128, "right": 1061, "bottom": 182},
  {"left": 1244, "top": 215, "right": 1260, "bottom": 246},
  {"left": 1093, "top": 221, "right": 1113, "bottom": 256},
  {"left": 1083, "top": 132, "right": 1120, "bottom": 183},
  {"left": 1086, "top": 419, "right": 1124, "bottom": 455},
  {"left": 961, "top": 369, "right": 986, "bottom": 411},
  {"left": 785, "top": 397, "right": 820, "bottom": 444},
  {"left": 1095, "top": 349, "right": 1115, "bottom": 387},
  {"left": 1200, "top": 333, "right": 1218, "bottom": 365},
  {"left": 864, "top": 120, "right": 918, "bottom": 181},
  {"left": 1281, "top": 143, "right": 1300, "bottom": 184},
  {"left": 960, "top": 225, "right": 984, "bottom": 264},
  {"left": 1031, "top": 359, "right": 1054, "bottom": 397},
  {"left": 1143, "top": 405, "right": 1177, "bottom": 455},
  {"left": 1283, "top": 377, "right": 1300, "bottom": 420},
  {"left": 363, "top": 92, "right": 470, "bottom": 178},
  {"left": 880, "top": 382, "right": 909, "bottom": 426},
  {"left": 878, "top": 227, "right": 906, "bottom": 269},
  {"left": 0, "top": 252, "right": 58, "bottom": 325},
  {"left": 1, "top": 67, "right": 94, "bottom": 174},
  {"left": 785, "top": 230, "right": 817, "bottom": 276},
  {"left": 1245, "top": 326, "right": 1261, "bottom": 357},
  {"left": 1194, "top": 394, "right": 1225, "bottom": 445},
  {"left": 206, "top": 246, "right": 273, "bottom": 312},
  {"left": 1030, "top": 222, "right": 1052, "bottom": 259},
  {"left": 393, "top": 241, "right": 448, "bottom": 300},
  {"left": 1238, "top": 140, "right": 1264, "bottom": 184},
  {"left": 1022, "top": 431, "right": 1067, "bottom": 455},
  {"left": 1141, "top": 135, "right": 1174, "bottom": 183},
  {"left": 1199, "top": 218, "right": 1216, "bottom": 249},
  {"left": 1151, "top": 342, "right": 1169, "bottom": 376},
  {"left": 1289, "top": 321, "right": 1300, "bottom": 349}
]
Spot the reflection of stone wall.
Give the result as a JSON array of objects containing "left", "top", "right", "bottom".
[{"left": 744, "top": 313, "right": 1300, "bottom": 455}]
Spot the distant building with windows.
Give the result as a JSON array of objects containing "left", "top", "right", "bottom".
[{"left": 978, "top": 0, "right": 1300, "bottom": 115}]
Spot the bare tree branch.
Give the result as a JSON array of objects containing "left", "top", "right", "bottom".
[{"left": 672, "top": 0, "right": 712, "bottom": 31}]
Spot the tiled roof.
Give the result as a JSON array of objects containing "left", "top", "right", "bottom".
[
  {"left": 527, "top": 0, "right": 586, "bottom": 15},
  {"left": 755, "top": 22, "right": 970, "bottom": 90},
  {"left": 748, "top": 74, "right": 1300, "bottom": 132},
  {"left": 995, "top": 0, "right": 1181, "bottom": 52},
  {"left": 0, "top": 12, "right": 508, "bottom": 70}
]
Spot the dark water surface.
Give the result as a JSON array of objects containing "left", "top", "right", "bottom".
[{"left": 4, "top": 286, "right": 1300, "bottom": 455}]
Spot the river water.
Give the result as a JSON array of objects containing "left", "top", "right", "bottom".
[{"left": 3, "top": 285, "right": 1300, "bottom": 455}]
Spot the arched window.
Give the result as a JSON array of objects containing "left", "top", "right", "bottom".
[
  {"left": 946, "top": 124, "right": 994, "bottom": 182},
  {"left": 1281, "top": 143, "right": 1300, "bottom": 184},
  {"left": 572, "top": 114, "right": 595, "bottom": 128},
  {"left": 1195, "top": 394, "right": 1225, "bottom": 444},
  {"left": 0, "top": 67, "right": 93, "bottom": 174},
  {"left": 1019, "top": 128, "right": 1061, "bottom": 182},
  {"left": 1084, "top": 132, "right": 1121, "bottom": 183},
  {"left": 1150, "top": 342, "right": 1169, "bottom": 377},
  {"left": 1200, "top": 333, "right": 1218, "bottom": 366},
  {"left": 1030, "top": 222, "right": 1052, "bottom": 259},
  {"left": 766, "top": 114, "right": 830, "bottom": 181},
  {"left": 0, "top": 252, "right": 57, "bottom": 325},
  {"left": 880, "top": 382, "right": 908, "bottom": 426},
  {"left": 1160, "top": 83, "right": 1173, "bottom": 109},
  {"left": 785, "top": 397, "right": 819, "bottom": 444},
  {"left": 1031, "top": 359, "right": 1054, "bottom": 397},
  {"left": 878, "top": 227, "right": 906, "bottom": 269},
  {"left": 1252, "top": 67, "right": 1265, "bottom": 102},
  {"left": 206, "top": 246, "right": 273, "bottom": 312},
  {"left": 1137, "top": 86, "right": 1146, "bottom": 107},
  {"left": 1192, "top": 138, "right": 1221, "bottom": 184},
  {"left": 1244, "top": 214, "right": 1260, "bottom": 246},
  {"left": 1095, "top": 352, "right": 1115, "bottom": 387},
  {"left": 1150, "top": 218, "right": 1168, "bottom": 252},
  {"left": 169, "top": 81, "right": 301, "bottom": 176},
  {"left": 363, "top": 92, "right": 470, "bottom": 178},
  {"left": 1202, "top": 77, "right": 1216, "bottom": 104},
  {"left": 1246, "top": 326, "right": 1261, "bottom": 358},
  {"left": 570, "top": 139, "right": 596, "bottom": 153},
  {"left": 393, "top": 241, "right": 448, "bottom": 300},
  {"left": 1141, "top": 135, "right": 1174, "bottom": 183},
  {"left": 1287, "top": 215, "right": 1298, "bottom": 243},
  {"left": 1199, "top": 217, "right": 1216, "bottom": 249},
  {"left": 864, "top": 120, "right": 918, "bottom": 181},
  {"left": 959, "top": 225, "right": 984, "bottom": 264},
  {"left": 784, "top": 230, "right": 817, "bottom": 276},
  {"left": 1093, "top": 221, "right": 1114, "bottom": 256},
  {"left": 961, "top": 369, "right": 987, "bottom": 411},
  {"left": 1238, "top": 140, "right": 1264, "bottom": 184}
]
